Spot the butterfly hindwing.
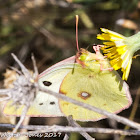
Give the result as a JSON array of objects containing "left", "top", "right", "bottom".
[{"left": 59, "top": 65, "right": 131, "bottom": 121}]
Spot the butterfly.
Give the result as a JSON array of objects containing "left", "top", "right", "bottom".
[
  {"left": 3, "top": 44, "right": 132, "bottom": 121},
  {"left": 3, "top": 15, "right": 132, "bottom": 122}
]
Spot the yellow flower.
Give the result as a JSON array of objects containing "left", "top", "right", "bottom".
[{"left": 97, "top": 28, "right": 140, "bottom": 80}]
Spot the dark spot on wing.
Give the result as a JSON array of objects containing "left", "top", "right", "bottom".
[
  {"left": 39, "top": 103, "right": 43, "bottom": 105},
  {"left": 89, "top": 75, "right": 94, "bottom": 78},
  {"left": 43, "top": 81, "right": 52, "bottom": 86},
  {"left": 50, "top": 101, "right": 55, "bottom": 105}
]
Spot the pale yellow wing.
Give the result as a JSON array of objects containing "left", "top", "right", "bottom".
[
  {"left": 59, "top": 66, "right": 131, "bottom": 121},
  {"left": 3, "top": 57, "right": 75, "bottom": 117}
]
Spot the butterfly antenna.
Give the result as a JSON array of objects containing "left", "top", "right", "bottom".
[
  {"left": 76, "top": 15, "right": 79, "bottom": 52},
  {"left": 71, "top": 15, "right": 79, "bottom": 75}
]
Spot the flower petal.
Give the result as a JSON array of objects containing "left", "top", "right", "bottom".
[
  {"left": 122, "top": 59, "right": 132, "bottom": 80},
  {"left": 100, "top": 28, "right": 124, "bottom": 39}
]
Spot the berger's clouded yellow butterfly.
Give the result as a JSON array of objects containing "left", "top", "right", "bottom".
[{"left": 3, "top": 16, "right": 132, "bottom": 121}]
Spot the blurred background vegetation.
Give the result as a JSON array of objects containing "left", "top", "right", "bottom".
[{"left": 0, "top": 0, "right": 140, "bottom": 140}]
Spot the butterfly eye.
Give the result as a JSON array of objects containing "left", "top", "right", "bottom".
[{"left": 43, "top": 81, "right": 52, "bottom": 86}]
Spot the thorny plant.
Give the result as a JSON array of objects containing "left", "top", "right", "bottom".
[
  {"left": 2, "top": 54, "right": 38, "bottom": 106},
  {"left": 0, "top": 54, "right": 140, "bottom": 140},
  {"left": 0, "top": 53, "right": 38, "bottom": 138}
]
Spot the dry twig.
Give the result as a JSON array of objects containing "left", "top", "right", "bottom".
[
  {"left": 67, "top": 116, "right": 95, "bottom": 140},
  {"left": 0, "top": 124, "right": 140, "bottom": 136}
]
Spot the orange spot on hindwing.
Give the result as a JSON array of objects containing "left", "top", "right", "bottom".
[{"left": 78, "top": 92, "right": 91, "bottom": 100}]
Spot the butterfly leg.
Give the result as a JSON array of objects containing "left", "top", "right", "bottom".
[
  {"left": 93, "top": 45, "right": 102, "bottom": 55},
  {"left": 93, "top": 45, "right": 107, "bottom": 60},
  {"left": 100, "top": 63, "right": 114, "bottom": 71},
  {"left": 93, "top": 45, "right": 113, "bottom": 71}
]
